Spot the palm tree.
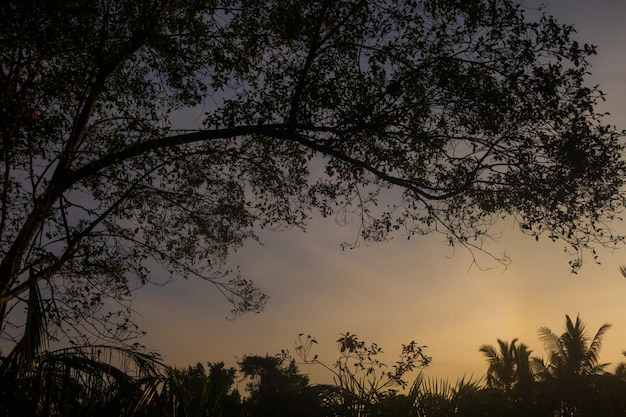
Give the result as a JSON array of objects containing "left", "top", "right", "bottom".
[
  {"left": 0, "top": 279, "right": 165, "bottom": 417},
  {"left": 534, "top": 314, "right": 611, "bottom": 380},
  {"left": 0, "top": 343, "right": 164, "bottom": 417},
  {"left": 533, "top": 314, "right": 611, "bottom": 416},
  {"left": 513, "top": 342, "right": 535, "bottom": 403},
  {"left": 410, "top": 372, "right": 485, "bottom": 417},
  {"left": 479, "top": 338, "right": 534, "bottom": 399},
  {"left": 479, "top": 339, "right": 519, "bottom": 393}
]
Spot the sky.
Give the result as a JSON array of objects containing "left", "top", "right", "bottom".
[{"left": 133, "top": 0, "right": 626, "bottom": 387}]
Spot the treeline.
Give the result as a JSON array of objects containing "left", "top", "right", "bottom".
[{"left": 2, "top": 315, "right": 626, "bottom": 416}]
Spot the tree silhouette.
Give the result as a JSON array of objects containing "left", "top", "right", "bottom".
[
  {"left": 480, "top": 339, "right": 519, "bottom": 393},
  {"left": 535, "top": 315, "right": 610, "bottom": 380},
  {"left": 533, "top": 314, "right": 612, "bottom": 415},
  {"left": 479, "top": 338, "right": 535, "bottom": 402},
  {"left": 239, "top": 355, "right": 324, "bottom": 417},
  {"left": 294, "top": 332, "right": 430, "bottom": 417},
  {"left": 410, "top": 372, "right": 488, "bottom": 417},
  {"left": 2, "top": 0, "right": 624, "bottom": 348},
  {"left": 0, "top": 344, "right": 163, "bottom": 417},
  {"left": 150, "top": 363, "right": 242, "bottom": 417}
]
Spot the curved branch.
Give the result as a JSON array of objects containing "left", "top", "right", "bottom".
[{"left": 273, "top": 130, "right": 475, "bottom": 201}]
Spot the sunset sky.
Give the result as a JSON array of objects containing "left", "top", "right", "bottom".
[{"left": 134, "top": 0, "right": 626, "bottom": 387}]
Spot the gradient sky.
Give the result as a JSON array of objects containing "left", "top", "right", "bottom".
[{"left": 134, "top": 0, "right": 626, "bottom": 387}]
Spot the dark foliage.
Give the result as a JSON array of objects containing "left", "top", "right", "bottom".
[{"left": 1, "top": 0, "right": 624, "bottom": 348}]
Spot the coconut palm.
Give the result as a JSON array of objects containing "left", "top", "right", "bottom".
[
  {"left": 479, "top": 338, "right": 534, "bottom": 398},
  {"left": 479, "top": 339, "right": 519, "bottom": 393},
  {"left": 534, "top": 314, "right": 611, "bottom": 380},
  {"left": 533, "top": 314, "right": 611, "bottom": 416},
  {"left": 513, "top": 342, "right": 535, "bottom": 403}
]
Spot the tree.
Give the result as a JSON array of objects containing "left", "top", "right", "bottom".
[
  {"left": 238, "top": 354, "right": 325, "bottom": 417},
  {"left": 410, "top": 372, "right": 488, "bottom": 417},
  {"left": 534, "top": 314, "right": 611, "bottom": 380},
  {"left": 0, "top": 344, "right": 163, "bottom": 417},
  {"left": 205, "top": 362, "right": 243, "bottom": 417},
  {"left": 512, "top": 342, "right": 536, "bottom": 405},
  {"left": 152, "top": 362, "right": 241, "bottom": 417},
  {"left": 479, "top": 338, "right": 535, "bottom": 400},
  {"left": 2, "top": 0, "right": 624, "bottom": 345},
  {"left": 533, "top": 314, "right": 611, "bottom": 415},
  {"left": 480, "top": 338, "right": 520, "bottom": 394},
  {"left": 294, "top": 332, "right": 430, "bottom": 417}
]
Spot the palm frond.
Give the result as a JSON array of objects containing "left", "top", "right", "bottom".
[
  {"left": 530, "top": 356, "right": 551, "bottom": 381},
  {"left": 538, "top": 326, "right": 563, "bottom": 358},
  {"left": 0, "top": 343, "right": 164, "bottom": 417},
  {"left": 583, "top": 322, "right": 611, "bottom": 374},
  {"left": 478, "top": 344, "right": 499, "bottom": 365},
  {"left": 587, "top": 323, "right": 611, "bottom": 360}
]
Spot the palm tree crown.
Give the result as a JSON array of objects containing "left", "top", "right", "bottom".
[
  {"left": 479, "top": 338, "right": 534, "bottom": 397},
  {"left": 534, "top": 314, "right": 611, "bottom": 380}
]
